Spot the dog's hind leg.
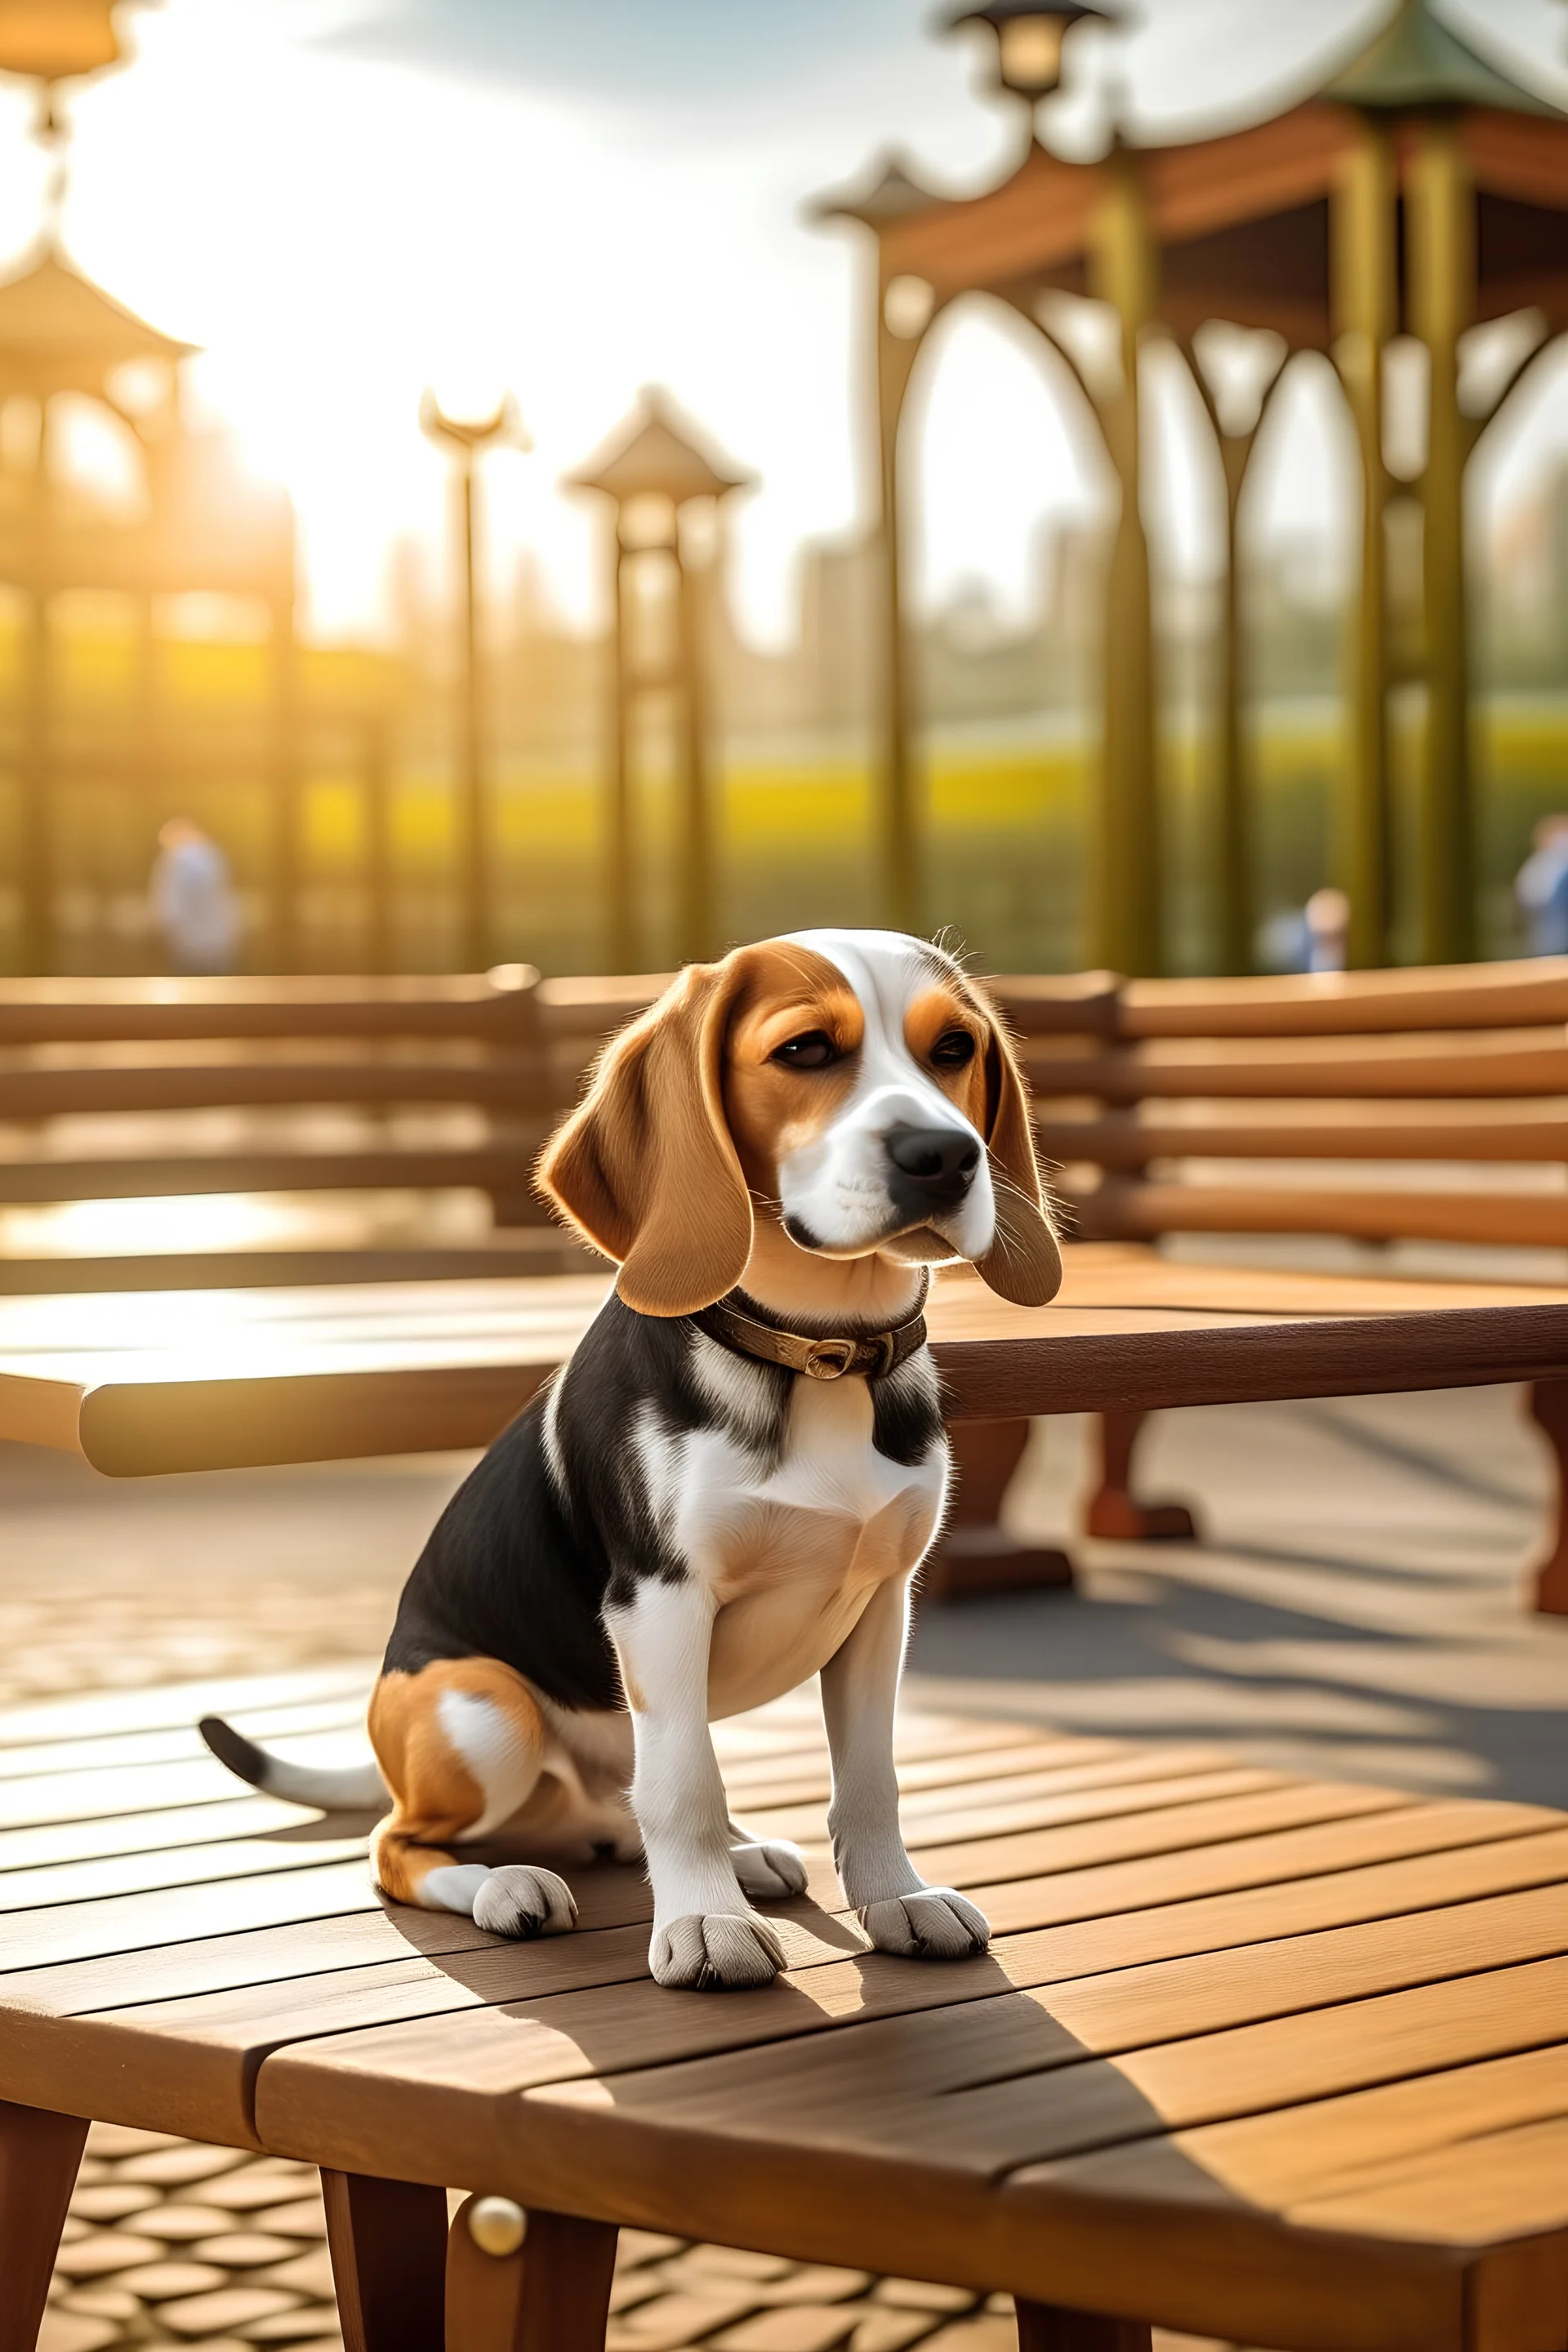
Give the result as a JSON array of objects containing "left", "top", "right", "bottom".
[
  {"left": 725, "top": 1817, "right": 808, "bottom": 1901},
  {"left": 368, "top": 1659, "right": 577, "bottom": 1940}
]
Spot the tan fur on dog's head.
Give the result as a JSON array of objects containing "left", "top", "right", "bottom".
[{"left": 537, "top": 935, "right": 1060, "bottom": 1316}]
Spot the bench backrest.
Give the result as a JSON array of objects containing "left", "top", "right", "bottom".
[{"left": 2, "top": 956, "right": 1564, "bottom": 1262}]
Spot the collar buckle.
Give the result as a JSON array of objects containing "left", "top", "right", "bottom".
[{"left": 802, "top": 1337, "right": 858, "bottom": 1381}]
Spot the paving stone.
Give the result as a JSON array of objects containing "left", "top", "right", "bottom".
[
  {"left": 709, "top": 2306, "right": 862, "bottom": 2352},
  {"left": 244, "top": 2307, "right": 346, "bottom": 2343},
  {"left": 919, "top": 2323, "right": 1018, "bottom": 2352},
  {"left": 155, "top": 2287, "right": 304, "bottom": 2340},
  {"left": 84, "top": 2125, "right": 178, "bottom": 2161},
  {"left": 608, "top": 2272, "right": 671, "bottom": 2315},
  {"left": 746, "top": 2270, "right": 875, "bottom": 2307},
  {"left": 607, "top": 2292, "right": 765, "bottom": 2350},
  {"left": 870, "top": 2285, "right": 977, "bottom": 2315},
  {"left": 848, "top": 2314, "right": 941, "bottom": 2352},
  {"left": 58, "top": 2217, "right": 87, "bottom": 2243},
  {"left": 201, "top": 2170, "right": 318, "bottom": 2212},
  {"left": 256, "top": 2247, "right": 337, "bottom": 2300},
  {"left": 116, "top": 2145, "right": 253, "bottom": 2189},
  {"left": 68, "top": 2185, "right": 162, "bottom": 2224},
  {"left": 134, "top": 2203, "right": 236, "bottom": 2242},
  {"left": 51, "top": 2231, "right": 164, "bottom": 2280},
  {"left": 673, "top": 2247, "right": 800, "bottom": 2284},
  {"left": 38, "top": 2314, "right": 120, "bottom": 2352},
  {"left": 54, "top": 2291, "right": 142, "bottom": 2323},
  {"left": 248, "top": 2198, "right": 328, "bottom": 2237},
  {"left": 197, "top": 2234, "right": 305, "bottom": 2269},
  {"left": 617, "top": 2231, "right": 688, "bottom": 2267},
  {"left": 116, "top": 2261, "right": 229, "bottom": 2301}
]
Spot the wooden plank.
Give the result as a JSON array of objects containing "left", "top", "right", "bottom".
[
  {"left": 1108, "top": 957, "right": 1568, "bottom": 1040},
  {"left": 0, "top": 1053, "right": 557, "bottom": 1119},
  {"left": 0, "top": 1666, "right": 371, "bottom": 1748},
  {"left": 0, "top": 970, "right": 540, "bottom": 1044},
  {"left": 0, "top": 1237, "right": 591, "bottom": 1296},
  {"left": 0, "top": 1793, "right": 339, "bottom": 1871},
  {"left": 0, "top": 1141, "right": 547, "bottom": 1206},
  {"left": 1080, "top": 1180, "right": 1568, "bottom": 1252},
  {"left": 1042, "top": 2045, "right": 1568, "bottom": 2217},
  {"left": 1027, "top": 1030, "right": 1568, "bottom": 1100},
  {"left": 1036, "top": 1098, "right": 1568, "bottom": 1165},
  {"left": 60, "top": 1866, "right": 1561, "bottom": 2155}
]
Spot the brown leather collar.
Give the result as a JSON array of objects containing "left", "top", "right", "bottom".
[{"left": 693, "top": 1288, "right": 929, "bottom": 1383}]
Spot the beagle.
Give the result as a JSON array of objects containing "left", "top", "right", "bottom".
[{"left": 202, "top": 929, "right": 1061, "bottom": 1991}]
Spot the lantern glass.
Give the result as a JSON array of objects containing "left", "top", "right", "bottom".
[
  {"left": 997, "top": 13, "right": 1066, "bottom": 97},
  {"left": 0, "top": 0, "right": 122, "bottom": 80}
]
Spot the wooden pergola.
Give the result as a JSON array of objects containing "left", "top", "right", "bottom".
[{"left": 819, "top": 0, "right": 1568, "bottom": 973}]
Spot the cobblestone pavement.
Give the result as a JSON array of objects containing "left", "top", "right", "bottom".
[{"left": 12, "top": 1378, "right": 1568, "bottom": 2352}]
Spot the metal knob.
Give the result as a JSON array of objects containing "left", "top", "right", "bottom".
[{"left": 468, "top": 2196, "right": 527, "bottom": 2257}]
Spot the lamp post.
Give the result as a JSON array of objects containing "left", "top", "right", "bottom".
[
  {"left": 945, "top": 3, "right": 1117, "bottom": 117},
  {"left": 420, "top": 389, "right": 528, "bottom": 973}
]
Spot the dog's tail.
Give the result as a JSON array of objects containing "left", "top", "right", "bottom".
[{"left": 199, "top": 1715, "right": 388, "bottom": 1811}]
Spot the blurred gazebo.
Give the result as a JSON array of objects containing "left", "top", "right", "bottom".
[
  {"left": 0, "top": 0, "right": 301, "bottom": 972},
  {"left": 821, "top": 0, "right": 1568, "bottom": 972},
  {"left": 569, "top": 388, "right": 752, "bottom": 970}
]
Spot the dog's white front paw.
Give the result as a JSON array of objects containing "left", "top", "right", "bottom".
[
  {"left": 472, "top": 1864, "right": 578, "bottom": 1940},
  {"left": 651, "top": 1910, "right": 785, "bottom": 1990},
  {"left": 860, "top": 1887, "right": 989, "bottom": 1961},
  {"left": 730, "top": 1838, "right": 808, "bottom": 1900}
]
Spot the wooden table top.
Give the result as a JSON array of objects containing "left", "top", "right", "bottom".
[
  {"left": 5, "top": 1245, "right": 1568, "bottom": 1475},
  {"left": 0, "top": 1669, "right": 1564, "bottom": 2351}
]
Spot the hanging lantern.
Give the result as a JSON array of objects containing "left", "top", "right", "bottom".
[{"left": 0, "top": 1, "right": 124, "bottom": 83}]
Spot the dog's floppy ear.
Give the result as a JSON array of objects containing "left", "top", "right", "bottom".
[
  {"left": 969, "top": 983, "right": 1062, "bottom": 1308},
  {"left": 537, "top": 956, "right": 754, "bottom": 1317}
]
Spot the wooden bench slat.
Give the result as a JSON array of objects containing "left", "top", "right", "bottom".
[
  {"left": 1038, "top": 1099, "right": 1568, "bottom": 1165},
  {"left": 1027, "top": 1030, "right": 1568, "bottom": 1099},
  {"left": 1077, "top": 1180, "right": 1568, "bottom": 1250},
  {"left": 1055, "top": 2044, "right": 1568, "bottom": 2215},
  {"left": 1112, "top": 960, "right": 1568, "bottom": 1038},
  {"left": 0, "top": 1142, "right": 548, "bottom": 1205},
  {"left": 0, "top": 1056, "right": 556, "bottom": 1118}
]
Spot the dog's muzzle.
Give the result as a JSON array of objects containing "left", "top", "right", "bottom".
[{"left": 884, "top": 1125, "right": 981, "bottom": 1218}]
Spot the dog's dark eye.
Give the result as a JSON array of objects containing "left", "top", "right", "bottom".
[
  {"left": 930, "top": 1029, "right": 976, "bottom": 1069},
  {"left": 772, "top": 1031, "right": 839, "bottom": 1070}
]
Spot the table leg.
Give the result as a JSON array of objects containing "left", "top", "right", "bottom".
[
  {"left": 0, "top": 2098, "right": 87, "bottom": 2352},
  {"left": 1526, "top": 1380, "right": 1568, "bottom": 1615},
  {"left": 1015, "top": 2299, "right": 1152, "bottom": 2352},
  {"left": 1084, "top": 1409, "right": 1196, "bottom": 1542},
  {"left": 447, "top": 2195, "right": 618, "bottom": 2352},
  {"left": 320, "top": 2168, "right": 448, "bottom": 2352},
  {"left": 923, "top": 1419, "right": 1075, "bottom": 1601}
]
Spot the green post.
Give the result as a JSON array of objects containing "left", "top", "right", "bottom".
[
  {"left": 1087, "top": 142, "right": 1161, "bottom": 977},
  {"left": 1331, "top": 117, "right": 1396, "bottom": 969},
  {"left": 1215, "top": 438, "right": 1251, "bottom": 973},
  {"left": 675, "top": 532, "right": 716, "bottom": 964},
  {"left": 875, "top": 301, "right": 923, "bottom": 936},
  {"left": 1408, "top": 111, "right": 1474, "bottom": 964}
]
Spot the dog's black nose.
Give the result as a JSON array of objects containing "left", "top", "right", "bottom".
[{"left": 885, "top": 1126, "right": 981, "bottom": 1209}]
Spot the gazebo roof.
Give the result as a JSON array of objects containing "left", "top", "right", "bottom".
[
  {"left": 1322, "top": 0, "right": 1558, "bottom": 118},
  {"left": 0, "top": 245, "right": 194, "bottom": 395},
  {"left": 828, "top": 0, "right": 1568, "bottom": 349},
  {"left": 812, "top": 150, "right": 946, "bottom": 231},
  {"left": 568, "top": 387, "right": 752, "bottom": 506}
]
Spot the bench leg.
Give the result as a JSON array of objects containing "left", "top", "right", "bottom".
[
  {"left": 0, "top": 2098, "right": 88, "bottom": 2352},
  {"left": 922, "top": 1419, "right": 1076, "bottom": 1602},
  {"left": 447, "top": 2196, "right": 619, "bottom": 2352},
  {"left": 1016, "top": 2298, "right": 1152, "bottom": 2352},
  {"left": 1084, "top": 1409, "right": 1197, "bottom": 1543},
  {"left": 1526, "top": 1381, "right": 1568, "bottom": 1615},
  {"left": 321, "top": 2168, "right": 448, "bottom": 2352}
]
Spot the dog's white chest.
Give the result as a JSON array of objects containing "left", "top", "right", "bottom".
[{"left": 640, "top": 1373, "right": 945, "bottom": 1718}]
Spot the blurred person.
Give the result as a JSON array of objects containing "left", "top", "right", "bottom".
[
  {"left": 1515, "top": 814, "right": 1568, "bottom": 956},
  {"left": 150, "top": 817, "right": 242, "bottom": 974},
  {"left": 1305, "top": 885, "right": 1349, "bottom": 973}
]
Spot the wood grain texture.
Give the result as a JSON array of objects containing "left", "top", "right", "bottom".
[{"left": 0, "top": 2098, "right": 88, "bottom": 2352}]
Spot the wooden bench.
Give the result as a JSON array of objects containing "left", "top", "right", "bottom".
[
  {"left": 2, "top": 1668, "right": 1566, "bottom": 2352},
  {"left": 8, "top": 957, "right": 1568, "bottom": 1610}
]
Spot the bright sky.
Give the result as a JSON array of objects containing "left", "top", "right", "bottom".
[{"left": 15, "top": 0, "right": 1568, "bottom": 646}]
